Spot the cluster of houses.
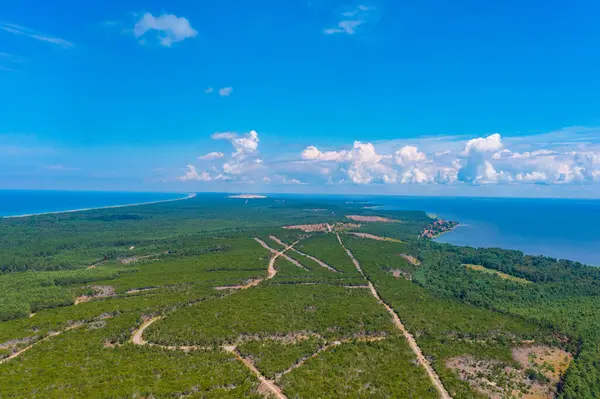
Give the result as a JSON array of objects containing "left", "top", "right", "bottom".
[{"left": 419, "top": 219, "right": 458, "bottom": 239}]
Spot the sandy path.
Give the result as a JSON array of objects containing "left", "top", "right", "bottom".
[
  {"left": 336, "top": 233, "right": 452, "bottom": 399},
  {"left": 214, "top": 278, "right": 264, "bottom": 291},
  {"left": 253, "top": 238, "right": 304, "bottom": 275},
  {"left": 269, "top": 236, "right": 338, "bottom": 273},
  {"left": 131, "top": 317, "right": 161, "bottom": 345},
  {"left": 0, "top": 324, "right": 84, "bottom": 365},
  {"left": 349, "top": 232, "right": 403, "bottom": 243},
  {"left": 275, "top": 335, "right": 387, "bottom": 380},
  {"left": 224, "top": 347, "right": 287, "bottom": 399}
]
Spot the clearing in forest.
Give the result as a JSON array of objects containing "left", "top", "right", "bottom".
[
  {"left": 465, "top": 264, "right": 532, "bottom": 284},
  {"left": 446, "top": 345, "right": 571, "bottom": 399}
]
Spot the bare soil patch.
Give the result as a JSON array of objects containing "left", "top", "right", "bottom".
[
  {"left": 446, "top": 345, "right": 571, "bottom": 399},
  {"left": 284, "top": 223, "right": 359, "bottom": 233},
  {"left": 346, "top": 215, "right": 400, "bottom": 223},
  {"left": 349, "top": 232, "right": 403, "bottom": 243},
  {"left": 389, "top": 269, "right": 412, "bottom": 281},
  {"left": 399, "top": 254, "right": 421, "bottom": 266},
  {"left": 75, "top": 285, "right": 116, "bottom": 305}
]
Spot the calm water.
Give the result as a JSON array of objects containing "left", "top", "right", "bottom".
[
  {"left": 0, "top": 190, "right": 187, "bottom": 217},
  {"left": 375, "top": 196, "right": 600, "bottom": 266}
]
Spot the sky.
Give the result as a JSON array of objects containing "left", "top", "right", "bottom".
[{"left": 2, "top": 0, "right": 600, "bottom": 197}]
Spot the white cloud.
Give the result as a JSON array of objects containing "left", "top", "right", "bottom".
[
  {"left": 179, "top": 165, "right": 212, "bottom": 181},
  {"left": 177, "top": 127, "right": 600, "bottom": 189},
  {"left": 204, "top": 87, "right": 213, "bottom": 94},
  {"left": 0, "top": 23, "right": 73, "bottom": 48},
  {"left": 218, "top": 87, "right": 233, "bottom": 97},
  {"left": 133, "top": 13, "right": 197, "bottom": 47},
  {"left": 180, "top": 130, "right": 263, "bottom": 183},
  {"left": 463, "top": 133, "right": 503, "bottom": 155},
  {"left": 324, "top": 5, "right": 375, "bottom": 35},
  {"left": 198, "top": 152, "right": 224, "bottom": 161},
  {"left": 300, "top": 129, "right": 600, "bottom": 187},
  {"left": 324, "top": 20, "right": 364, "bottom": 35},
  {"left": 394, "top": 145, "right": 427, "bottom": 165}
]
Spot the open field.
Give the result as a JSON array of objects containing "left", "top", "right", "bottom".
[
  {"left": 0, "top": 194, "right": 598, "bottom": 398},
  {"left": 465, "top": 264, "right": 533, "bottom": 284}
]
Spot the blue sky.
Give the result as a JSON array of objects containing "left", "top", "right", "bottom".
[{"left": 2, "top": 0, "right": 600, "bottom": 197}]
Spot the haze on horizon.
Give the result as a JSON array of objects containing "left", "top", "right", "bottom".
[{"left": 2, "top": 0, "right": 600, "bottom": 198}]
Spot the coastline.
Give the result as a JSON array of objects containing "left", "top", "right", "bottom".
[{"left": 2, "top": 193, "right": 196, "bottom": 219}]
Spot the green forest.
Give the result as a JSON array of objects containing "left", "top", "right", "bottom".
[{"left": 1, "top": 194, "right": 599, "bottom": 398}]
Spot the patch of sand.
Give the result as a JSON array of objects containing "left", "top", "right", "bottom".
[
  {"left": 346, "top": 215, "right": 400, "bottom": 223},
  {"left": 228, "top": 194, "right": 267, "bottom": 199},
  {"left": 349, "top": 232, "right": 403, "bottom": 243},
  {"left": 126, "top": 287, "right": 157, "bottom": 294},
  {"left": 399, "top": 254, "right": 421, "bottom": 266},
  {"left": 284, "top": 222, "right": 360, "bottom": 233},
  {"left": 390, "top": 269, "right": 412, "bottom": 281},
  {"left": 75, "top": 285, "right": 116, "bottom": 305},
  {"left": 447, "top": 345, "right": 571, "bottom": 399}
]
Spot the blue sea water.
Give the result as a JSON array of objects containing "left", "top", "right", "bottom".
[
  {"left": 374, "top": 196, "right": 600, "bottom": 267},
  {"left": 0, "top": 190, "right": 188, "bottom": 218}
]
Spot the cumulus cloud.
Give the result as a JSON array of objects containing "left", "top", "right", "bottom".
[
  {"left": 198, "top": 152, "right": 224, "bottom": 161},
  {"left": 134, "top": 12, "right": 197, "bottom": 46},
  {"left": 394, "top": 146, "right": 427, "bottom": 165},
  {"left": 324, "top": 5, "right": 375, "bottom": 35},
  {"left": 300, "top": 130, "right": 600, "bottom": 187},
  {"left": 179, "top": 130, "right": 264, "bottom": 182},
  {"left": 179, "top": 165, "right": 212, "bottom": 181},
  {"left": 176, "top": 127, "right": 600, "bottom": 189},
  {"left": 458, "top": 133, "right": 504, "bottom": 184}
]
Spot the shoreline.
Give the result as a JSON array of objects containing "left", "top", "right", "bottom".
[{"left": 2, "top": 193, "right": 196, "bottom": 219}]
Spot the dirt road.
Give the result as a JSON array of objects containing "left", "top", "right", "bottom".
[
  {"left": 253, "top": 238, "right": 303, "bottom": 276},
  {"left": 269, "top": 236, "right": 338, "bottom": 272},
  {"left": 224, "top": 346, "right": 287, "bottom": 399},
  {"left": 0, "top": 324, "right": 85, "bottom": 365},
  {"left": 130, "top": 315, "right": 287, "bottom": 399},
  {"left": 131, "top": 317, "right": 161, "bottom": 345},
  {"left": 336, "top": 233, "right": 452, "bottom": 399}
]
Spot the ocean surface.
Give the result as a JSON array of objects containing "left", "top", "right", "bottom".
[
  {"left": 373, "top": 196, "right": 600, "bottom": 266},
  {"left": 0, "top": 190, "right": 188, "bottom": 218}
]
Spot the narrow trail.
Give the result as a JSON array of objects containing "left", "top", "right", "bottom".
[
  {"left": 336, "top": 233, "right": 452, "bottom": 399},
  {"left": 128, "top": 239, "right": 299, "bottom": 399},
  {"left": 275, "top": 335, "right": 387, "bottom": 380},
  {"left": 130, "top": 317, "right": 286, "bottom": 399},
  {"left": 131, "top": 317, "right": 161, "bottom": 345},
  {"left": 225, "top": 347, "right": 287, "bottom": 399},
  {"left": 269, "top": 236, "right": 338, "bottom": 273},
  {"left": 0, "top": 324, "right": 85, "bottom": 365},
  {"left": 253, "top": 238, "right": 304, "bottom": 275}
]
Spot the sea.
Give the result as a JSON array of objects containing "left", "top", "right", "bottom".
[
  {"left": 372, "top": 196, "right": 600, "bottom": 267},
  {"left": 0, "top": 190, "right": 188, "bottom": 218}
]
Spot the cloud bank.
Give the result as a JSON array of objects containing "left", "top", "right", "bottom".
[{"left": 177, "top": 127, "right": 600, "bottom": 190}]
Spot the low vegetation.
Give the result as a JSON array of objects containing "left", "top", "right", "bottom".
[{"left": 0, "top": 194, "right": 598, "bottom": 398}]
